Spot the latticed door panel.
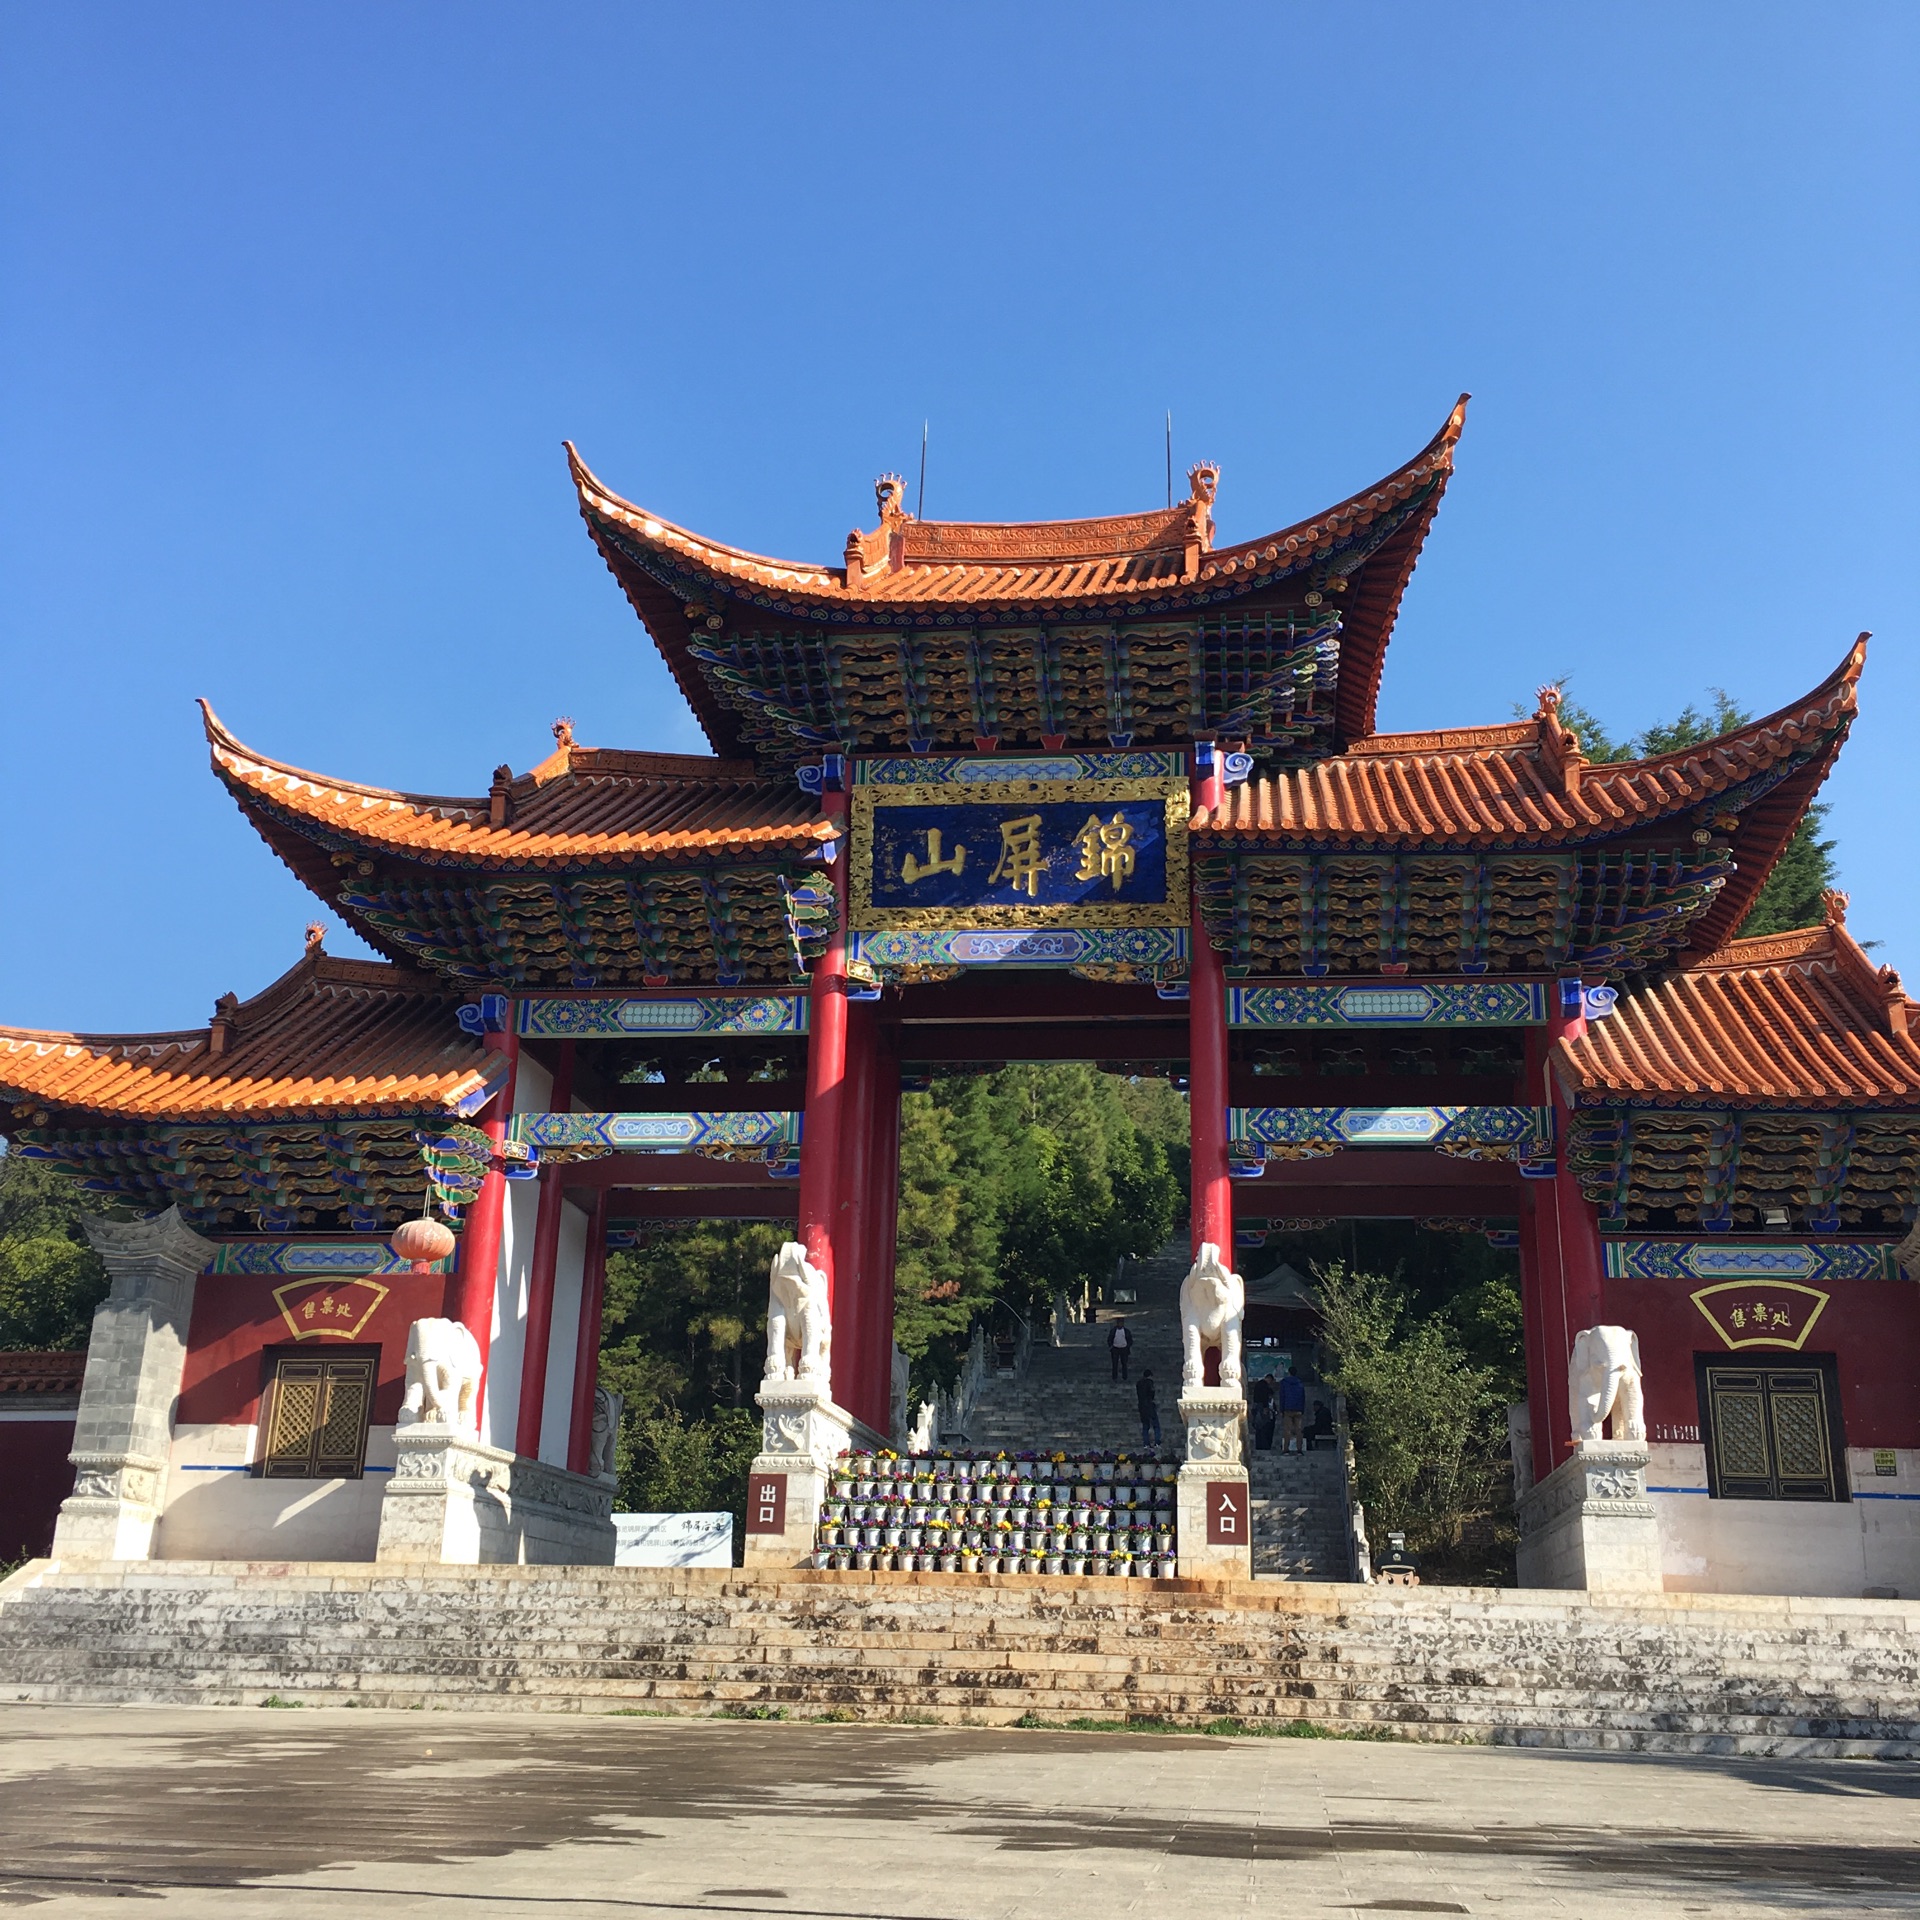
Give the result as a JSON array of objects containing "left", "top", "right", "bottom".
[
  {"left": 258, "top": 1353, "right": 375, "bottom": 1479},
  {"left": 1700, "top": 1360, "right": 1843, "bottom": 1502}
]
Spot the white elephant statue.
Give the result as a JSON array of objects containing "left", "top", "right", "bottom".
[
  {"left": 1179, "top": 1241, "right": 1245, "bottom": 1393},
  {"left": 588, "top": 1385, "right": 625, "bottom": 1480},
  {"left": 764, "top": 1240, "right": 832, "bottom": 1383},
  {"left": 398, "top": 1316, "right": 482, "bottom": 1431},
  {"left": 1570, "top": 1325, "right": 1646, "bottom": 1443}
]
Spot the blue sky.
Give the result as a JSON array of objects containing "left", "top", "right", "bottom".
[{"left": 2, "top": 4, "right": 1914, "bottom": 1031}]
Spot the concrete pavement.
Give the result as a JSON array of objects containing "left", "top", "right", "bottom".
[{"left": 1, "top": 1704, "right": 1916, "bottom": 1916}]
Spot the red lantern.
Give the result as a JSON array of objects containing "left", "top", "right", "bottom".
[{"left": 390, "top": 1215, "right": 457, "bottom": 1273}]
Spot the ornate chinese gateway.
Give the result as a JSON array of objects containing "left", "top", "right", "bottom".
[{"left": 4, "top": 396, "right": 1915, "bottom": 1599}]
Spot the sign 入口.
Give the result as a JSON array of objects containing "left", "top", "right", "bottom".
[{"left": 1205, "top": 1479, "right": 1245, "bottom": 1546}]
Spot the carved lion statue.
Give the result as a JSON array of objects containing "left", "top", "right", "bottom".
[
  {"left": 764, "top": 1240, "right": 831, "bottom": 1383},
  {"left": 588, "top": 1385, "right": 625, "bottom": 1480},
  {"left": 1179, "top": 1241, "right": 1245, "bottom": 1393},
  {"left": 889, "top": 1341, "right": 911, "bottom": 1442},
  {"left": 398, "top": 1316, "right": 482, "bottom": 1431},
  {"left": 1569, "top": 1324, "right": 1646, "bottom": 1443}
]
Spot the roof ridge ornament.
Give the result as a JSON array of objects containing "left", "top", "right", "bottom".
[{"left": 1532, "top": 684, "right": 1587, "bottom": 798}]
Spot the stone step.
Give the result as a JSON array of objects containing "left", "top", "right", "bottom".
[{"left": 4, "top": 1561, "right": 1919, "bottom": 1756}]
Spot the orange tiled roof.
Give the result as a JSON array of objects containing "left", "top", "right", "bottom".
[
  {"left": 0, "top": 1351, "right": 86, "bottom": 1396},
  {"left": 1193, "top": 640, "right": 1862, "bottom": 853},
  {"left": 205, "top": 705, "right": 833, "bottom": 868},
  {"left": 572, "top": 400, "right": 1468, "bottom": 752},
  {"left": 1556, "top": 910, "right": 1920, "bottom": 1108},
  {"left": 0, "top": 942, "right": 499, "bottom": 1123},
  {"left": 571, "top": 403, "right": 1461, "bottom": 610}
]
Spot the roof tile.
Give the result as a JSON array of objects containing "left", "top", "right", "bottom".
[
  {"left": 0, "top": 947, "right": 494, "bottom": 1123},
  {"left": 1557, "top": 917, "right": 1920, "bottom": 1107}
]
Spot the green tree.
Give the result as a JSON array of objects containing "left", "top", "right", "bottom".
[
  {"left": 0, "top": 1152, "right": 111, "bottom": 1351},
  {"left": 893, "top": 1065, "right": 1184, "bottom": 1390},
  {"left": 1314, "top": 1262, "right": 1512, "bottom": 1580},
  {"left": 1530, "top": 683, "right": 1837, "bottom": 936}
]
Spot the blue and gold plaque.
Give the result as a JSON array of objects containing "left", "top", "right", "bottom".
[{"left": 849, "top": 776, "right": 1187, "bottom": 931}]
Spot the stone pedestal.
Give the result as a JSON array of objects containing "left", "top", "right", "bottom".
[
  {"left": 375, "top": 1423, "right": 614, "bottom": 1565},
  {"left": 1516, "top": 1438, "right": 1662, "bottom": 1593},
  {"left": 1177, "top": 1387, "right": 1251, "bottom": 1579},
  {"left": 52, "top": 1208, "right": 215, "bottom": 1562},
  {"left": 743, "top": 1378, "right": 859, "bottom": 1568}
]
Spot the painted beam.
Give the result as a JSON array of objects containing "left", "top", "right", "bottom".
[
  {"left": 1230, "top": 981, "right": 1547, "bottom": 1028},
  {"left": 513, "top": 995, "right": 807, "bottom": 1039}
]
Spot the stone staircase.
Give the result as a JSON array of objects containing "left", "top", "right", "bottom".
[
  {"left": 961, "top": 1244, "right": 1186, "bottom": 1456},
  {"left": 3, "top": 1558, "right": 1917, "bottom": 1756},
  {"left": 1250, "top": 1442, "right": 1352, "bottom": 1580}
]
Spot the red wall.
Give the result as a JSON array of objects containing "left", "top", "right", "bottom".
[
  {"left": 177, "top": 1270, "right": 453, "bottom": 1427},
  {"left": 0, "top": 1419, "right": 77, "bottom": 1559},
  {"left": 1603, "top": 1273, "right": 1920, "bottom": 1449}
]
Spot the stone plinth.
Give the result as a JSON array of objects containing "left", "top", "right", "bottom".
[
  {"left": 53, "top": 1208, "right": 215, "bottom": 1562},
  {"left": 375, "top": 1424, "right": 614, "bottom": 1566},
  {"left": 1517, "top": 1438, "right": 1662, "bottom": 1593},
  {"left": 1177, "top": 1387, "right": 1251, "bottom": 1579},
  {"left": 743, "top": 1379, "right": 858, "bottom": 1568}
]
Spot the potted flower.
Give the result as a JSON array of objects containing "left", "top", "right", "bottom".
[{"left": 958, "top": 1549, "right": 980, "bottom": 1573}]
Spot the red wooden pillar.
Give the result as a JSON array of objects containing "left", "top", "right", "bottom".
[
  {"left": 566, "top": 1190, "right": 611, "bottom": 1477},
  {"left": 1526, "top": 986, "right": 1609, "bottom": 1467},
  {"left": 515, "top": 1041, "right": 575, "bottom": 1460},
  {"left": 1515, "top": 1181, "right": 1557, "bottom": 1487},
  {"left": 797, "top": 797, "right": 850, "bottom": 1381},
  {"left": 1188, "top": 748, "right": 1232, "bottom": 1255},
  {"left": 835, "top": 996, "right": 880, "bottom": 1431},
  {"left": 859, "top": 1024, "right": 902, "bottom": 1438},
  {"left": 450, "top": 1024, "right": 518, "bottom": 1398}
]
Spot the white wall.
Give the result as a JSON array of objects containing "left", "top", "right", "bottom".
[
  {"left": 537, "top": 1196, "right": 590, "bottom": 1468},
  {"left": 1650, "top": 1442, "right": 1920, "bottom": 1599},
  {"left": 155, "top": 1423, "right": 396, "bottom": 1561}
]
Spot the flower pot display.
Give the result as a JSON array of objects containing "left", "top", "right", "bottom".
[{"left": 807, "top": 1449, "right": 1177, "bottom": 1579}]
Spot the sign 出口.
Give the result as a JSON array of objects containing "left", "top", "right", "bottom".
[{"left": 745, "top": 1472, "right": 788, "bottom": 1535}]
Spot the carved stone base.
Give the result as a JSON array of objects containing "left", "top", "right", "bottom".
[
  {"left": 1178, "top": 1389, "right": 1251, "bottom": 1579},
  {"left": 51, "top": 1206, "right": 215, "bottom": 1563},
  {"left": 1516, "top": 1439, "right": 1662, "bottom": 1593},
  {"left": 52, "top": 1452, "right": 167, "bottom": 1561},
  {"left": 744, "top": 1379, "right": 857, "bottom": 1568},
  {"left": 374, "top": 1425, "right": 615, "bottom": 1565}
]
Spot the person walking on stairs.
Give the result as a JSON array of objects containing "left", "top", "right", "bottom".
[
  {"left": 1136, "top": 1368, "right": 1161, "bottom": 1447},
  {"left": 1108, "top": 1318, "right": 1132, "bottom": 1381},
  {"left": 1278, "top": 1365, "right": 1307, "bottom": 1452}
]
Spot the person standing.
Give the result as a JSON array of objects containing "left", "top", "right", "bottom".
[
  {"left": 1278, "top": 1365, "right": 1307, "bottom": 1452},
  {"left": 1136, "top": 1368, "right": 1161, "bottom": 1447},
  {"left": 1108, "top": 1317, "right": 1132, "bottom": 1382},
  {"left": 1250, "top": 1373, "right": 1277, "bottom": 1451}
]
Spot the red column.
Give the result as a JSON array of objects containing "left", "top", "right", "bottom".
[
  {"left": 835, "top": 996, "right": 880, "bottom": 1430},
  {"left": 797, "top": 798, "right": 850, "bottom": 1378},
  {"left": 514, "top": 1041, "right": 575, "bottom": 1460},
  {"left": 858, "top": 1023, "right": 901, "bottom": 1439},
  {"left": 1516, "top": 1181, "right": 1558, "bottom": 1487},
  {"left": 450, "top": 1025, "right": 518, "bottom": 1397},
  {"left": 1529, "top": 987, "right": 1610, "bottom": 1467},
  {"left": 1188, "top": 749, "right": 1231, "bottom": 1255},
  {"left": 566, "top": 1190, "right": 611, "bottom": 1476}
]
